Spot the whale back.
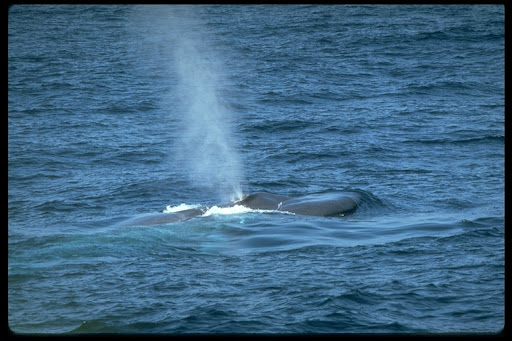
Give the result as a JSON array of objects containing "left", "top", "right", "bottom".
[
  {"left": 279, "top": 192, "right": 361, "bottom": 216},
  {"left": 125, "top": 207, "right": 205, "bottom": 226},
  {"left": 238, "top": 191, "right": 361, "bottom": 217},
  {"left": 237, "top": 192, "right": 292, "bottom": 210},
  {"left": 125, "top": 191, "right": 362, "bottom": 227}
]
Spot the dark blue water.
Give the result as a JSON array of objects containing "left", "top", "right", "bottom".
[{"left": 8, "top": 5, "right": 504, "bottom": 334}]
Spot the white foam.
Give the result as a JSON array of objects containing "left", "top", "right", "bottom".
[
  {"left": 162, "top": 203, "right": 201, "bottom": 213},
  {"left": 202, "top": 204, "right": 255, "bottom": 217},
  {"left": 163, "top": 203, "right": 296, "bottom": 217},
  {"left": 201, "top": 205, "right": 297, "bottom": 217}
]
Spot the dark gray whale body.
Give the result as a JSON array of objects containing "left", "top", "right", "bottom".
[
  {"left": 236, "top": 191, "right": 361, "bottom": 217},
  {"left": 125, "top": 207, "right": 206, "bottom": 226},
  {"left": 126, "top": 191, "right": 361, "bottom": 226}
]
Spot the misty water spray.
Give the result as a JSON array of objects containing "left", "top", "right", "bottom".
[{"left": 170, "top": 8, "right": 244, "bottom": 202}]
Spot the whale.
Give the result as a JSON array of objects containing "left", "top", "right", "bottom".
[
  {"left": 124, "top": 207, "right": 206, "bottom": 226},
  {"left": 235, "top": 191, "right": 361, "bottom": 216},
  {"left": 125, "top": 191, "right": 361, "bottom": 226}
]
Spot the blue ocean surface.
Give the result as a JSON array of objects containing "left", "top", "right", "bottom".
[{"left": 8, "top": 5, "right": 504, "bottom": 334}]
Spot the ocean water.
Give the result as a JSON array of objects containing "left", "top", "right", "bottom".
[{"left": 8, "top": 5, "right": 504, "bottom": 334}]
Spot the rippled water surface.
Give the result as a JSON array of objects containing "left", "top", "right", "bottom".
[{"left": 8, "top": 5, "right": 504, "bottom": 334}]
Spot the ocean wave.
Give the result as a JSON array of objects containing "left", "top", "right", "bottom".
[
  {"left": 243, "top": 118, "right": 320, "bottom": 133},
  {"left": 403, "top": 134, "right": 503, "bottom": 146},
  {"left": 67, "top": 320, "right": 119, "bottom": 334}
]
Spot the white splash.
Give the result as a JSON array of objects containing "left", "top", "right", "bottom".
[
  {"left": 163, "top": 203, "right": 295, "bottom": 217},
  {"left": 201, "top": 205, "right": 295, "bottom": 217},
  {"left": 162, "top": 203, "right": 201, "bottom": 213},
  {"left": 202, "top": 205, "right": 255, "bottom": 217}
]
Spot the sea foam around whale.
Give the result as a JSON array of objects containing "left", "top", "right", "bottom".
[{"left": 163, "top": 203, "right": 289, "bottom": 216}]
